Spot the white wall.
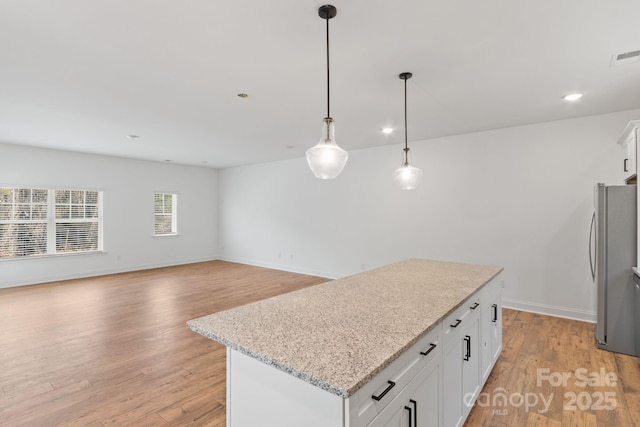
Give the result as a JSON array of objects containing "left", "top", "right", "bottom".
[
  {"left": 0, "top": 144, "right": 218, "bottom": 288},
  {"left": 219, "top": 109, "right": 640, "bottom": 322}
]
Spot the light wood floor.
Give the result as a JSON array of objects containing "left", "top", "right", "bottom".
[
  {"left": 466, "top": 309, "right": 640, "bottom": 427},
  {"left": 1, "top": 261, "right": 638, "bottom": 426}
]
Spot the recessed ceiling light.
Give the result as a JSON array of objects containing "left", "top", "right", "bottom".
[
  {"left": 237, "top": 93, "right": 248, "bottom": 98},
  {"left": 127, "top": 134, "right": 140, "bottom": 139},
  {"left": 563, "top": 93, "right": 583, "bottom": 101},
  {"left": 382, "top": 127, "right": 394, "bottom": 134},
  {"left": 165, "top": 160, "right": 171, "bottom": 162}
]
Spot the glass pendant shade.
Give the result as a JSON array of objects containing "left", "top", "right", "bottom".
[
  {"left": 306, "top": 118, "right": 348, "bottom": 179},
  {"left": 394, "top": 163, "right": 423, "bottom": 190},
  {"left": 393, "top": 149, "right": 422, "bottom": 190}
]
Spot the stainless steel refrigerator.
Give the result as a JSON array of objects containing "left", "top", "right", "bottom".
[{"left": 590, "top": 183, "right": 638, "bottom": 356}]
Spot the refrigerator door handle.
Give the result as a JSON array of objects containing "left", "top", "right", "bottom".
[{"left": 589, "top": 210, "right": 596, "bottom": 281}]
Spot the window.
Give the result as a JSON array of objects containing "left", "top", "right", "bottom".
[
  {"left": 0, "top": 187, "right": 103, "bottom": 259},
  {"left": 0, "top": 188, "right": 48, "bottom": 258},
  {"left": 55, "top": 190, "right": 101, "bottom": 254},
  {"left": 154, "top": 193, "right": 177, "bottom": 235}
]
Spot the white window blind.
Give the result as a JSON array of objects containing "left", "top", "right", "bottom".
[
  {"left": 55, "top": 190, "right": 101, "bottom": 254},
  {"left": 0, "top": 188, "right": 48, "bottom": 258},
  {"left": 154, "top": 193, "right": 177, "bottom": 235},
  {"left": 0, "top": 187, "right": 103, "bottom": 259}
]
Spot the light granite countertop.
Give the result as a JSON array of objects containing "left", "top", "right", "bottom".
[{"left": 187, "top": 259, "right": 502, "bottom": 398}]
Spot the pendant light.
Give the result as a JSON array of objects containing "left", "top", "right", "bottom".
[
  {"left": 393, "top": 72, "right": 423, "bottom": 190},
  {"left": 306, "top": 4, "right": 348, "bottom": 179}
]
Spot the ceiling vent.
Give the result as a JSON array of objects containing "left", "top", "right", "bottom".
[{"left": 610, "top": 50, "right": 640, "bottom": 67}]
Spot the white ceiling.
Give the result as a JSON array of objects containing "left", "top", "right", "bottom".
[{"left": 1, "top": 0, "right": 640, "bottom": 168}]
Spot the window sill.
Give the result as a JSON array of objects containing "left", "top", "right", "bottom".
[
  {"left": 0, "top": 250, "right": 107, "bottom": 262},
  {"left": 152, "top": 233, "right": 180, "bottom": 238}
]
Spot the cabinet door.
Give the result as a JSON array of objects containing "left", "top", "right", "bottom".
[
  {"left": 411, "top": 353, "right": 442, "bottom": 427},
  {"left": 481, "top": 292, "right": 502, "bottom": 382},
  {"left": 367, "top": 403, "right": 406, "bottom": 427},
  {"left": 461, "top": 313, "right": 481, "bottom": 418},
  {"left": 628, "top": 134, "right": 637, "bottom": 179},
  {"left": 443, "top": 313, "right": 481, "bottom": 427},
  {"left": 480, "top": 302, "right": 493, "bottom": 383},
  {"left": 443, "top": 334, "right": 464, "bottom": 427},
  {"left": 619, "top": 122, "right": 639, "bottom": 183},
  {"left": 490, "top": 299, "right": 502, "bottom": 362}
]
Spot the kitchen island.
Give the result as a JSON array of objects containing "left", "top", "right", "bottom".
[{"left": 188, "top": 259, "right": 503, "bottom": 427}]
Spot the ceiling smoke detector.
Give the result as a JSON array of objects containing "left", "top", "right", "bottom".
[{"left": 610, "top": 50, "right": 640, "bottom": 67}]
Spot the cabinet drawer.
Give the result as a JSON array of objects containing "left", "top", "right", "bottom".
[
  {"left": 353, "top": 323, "right": 442, "bottom": 427},
  {"left": 443, "top": 294, "right": 481, "bottom": 343}
]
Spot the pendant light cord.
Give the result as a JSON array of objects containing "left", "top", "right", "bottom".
[
  {"left": 403, "top": 76, "right": 409, "bottom": 164},
  {"left": 326, "top": 16, "right": 330, "bottom": 119},
  {"left": 404, "top": 77, "right": 408, "bottom": 152}
]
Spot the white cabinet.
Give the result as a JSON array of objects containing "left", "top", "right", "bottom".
[
  {"left": 368, "top": 346, "right": 442, "bottom": 427},
  {"left": 354, "top": 325, "right": 442, "bottom": 427},
  {"left": 618, "top": 120, "right": 640, "bottom": 183},
  {"left": 481, "top": 277, "right": 502, "bottom": 383},
  {"left": 367, "top": 403, "right": 404, "bottom": 427},
  {"left": 366, "top": 277, "right": 502, "bottom": 427},
  {"left": 616, "top": 120, "right": 640, "bottom": 288},
  {"left": 442, "top": 296, "right": 481, "bottom": 427},
  {"left": 225, "top": 274, "right": 503, "bottom": 427},
  {"left": 411, "top": 355, "right": 442, "bottom": 427},
  {"left": 461, "top": 313, "right": 481, "bottom": 418},
  {"left": 443, "top": 336, "right": 463, "bottom": 427}
]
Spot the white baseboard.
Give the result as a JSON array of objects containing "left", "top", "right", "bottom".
[
  {"left": 503, "top": 298, "right": 596, "bottom": 323},
  {"left": 0, "top": 256, "right": 219, "bottom": 289},
  {"left": 218, "top": 256, "right": 340, "bottom": 281}
]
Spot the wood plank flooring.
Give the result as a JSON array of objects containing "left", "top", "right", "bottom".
[
  {"left": 466, "top": 309, "right": 640, "bottom": 427},
  {"left": 0, "top": 261, "right": 325, "bottom": 426},
  {"left": 1, "top": 261, "right": 639, "bottom": 426}
]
